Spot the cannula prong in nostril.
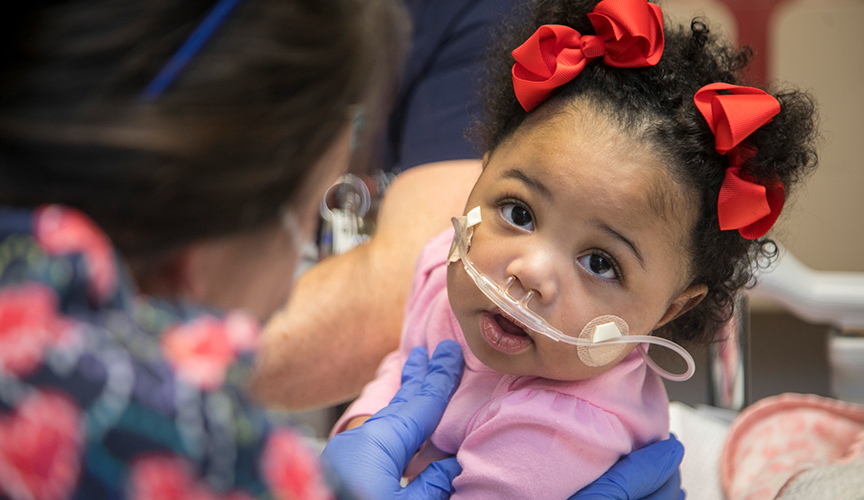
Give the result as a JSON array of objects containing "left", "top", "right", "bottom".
[
  {"left": 503, "top": 276, "right": 515, "bottom": 295},
  {"left": 520, "top": 290, "right": 535, "bottom": 306}
]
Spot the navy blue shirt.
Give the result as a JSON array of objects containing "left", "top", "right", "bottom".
[{"left": 385, "top": 0, "right": 514, "bottom": 171}]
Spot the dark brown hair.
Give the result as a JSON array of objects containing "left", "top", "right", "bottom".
[
  {"left": 475, "top": 0, "right": 819, "bottom": 345},
  {"left": 0, "top": 0, "right": 408, "bottom": 258}
]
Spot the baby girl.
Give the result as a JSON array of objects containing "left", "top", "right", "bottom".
[{"left": 334, "top": 0, "right": 818, "bottom": 497}]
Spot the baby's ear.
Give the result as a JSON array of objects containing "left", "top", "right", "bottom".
[
  {"left": 482, "top": 151, "right": 491, "bottom": 169},
  {"left": 654, "top": 284, "right": 708, "bottom": 329}
]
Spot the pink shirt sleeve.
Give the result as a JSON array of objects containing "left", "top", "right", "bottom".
[
  {"left": 450, "top": 387, "right": 634, "bottom": 500},
  {"left": 331, "top": 231, "right": 450, "bottom": 435},
  {"left": 330, "top": 349, "right": 404, "bottom": 435}
]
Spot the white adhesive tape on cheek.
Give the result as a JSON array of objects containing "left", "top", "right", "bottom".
[
  {"left": 448, "top": 207, "right": 482, "bottom": 264},
  {"left": 466, "top": 206, "right": 482, "bottom": 226},
  {"left": 577, "top": 315, "right": 629, "bottom": 367}
]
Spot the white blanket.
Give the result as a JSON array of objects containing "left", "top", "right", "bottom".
[{"left": 669, "top": 402, "right": 733, "bottom": 500}]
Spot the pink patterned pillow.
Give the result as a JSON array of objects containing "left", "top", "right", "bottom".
[{"left": 721, "top": 393, "right": 864, "bottom": 500}]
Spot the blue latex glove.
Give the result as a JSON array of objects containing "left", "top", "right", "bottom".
[
  {"left": 570, "top": 434, "right": 686, "bottom": 500},
  {"left": 321, "top": 340, "right": 465, "bottom": 500}
]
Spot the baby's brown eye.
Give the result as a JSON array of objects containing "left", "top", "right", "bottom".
[
  {"left": 576, "top": 253, "right": 619, "bottom": 281},
  {"left": 589, "top": 254, "right": 611, "bottom": 275},
  {"left": 500, "top": 204, "right": 534, "bottom": 230},
  {"left": 511, "top": 206, "right": 531, "bottom": 226}
]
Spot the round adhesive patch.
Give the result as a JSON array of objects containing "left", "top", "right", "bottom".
[{"left": 577, "top": 315, "right": 629, "bottom": 367}]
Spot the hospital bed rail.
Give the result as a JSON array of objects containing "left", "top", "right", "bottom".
[{"left": 708, "top": 244, "right": 864, "bottom": 410}]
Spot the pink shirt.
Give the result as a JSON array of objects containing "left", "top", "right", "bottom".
[{"left": 334, "top": 230, "right": 670, "bottom": 499}]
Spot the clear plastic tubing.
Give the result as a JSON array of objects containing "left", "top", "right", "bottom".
[{"left": 450, "top": 211, "right": 696, "bottom": 382}]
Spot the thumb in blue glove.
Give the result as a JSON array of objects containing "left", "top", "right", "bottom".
[
  {"left": 569, "top": 434, "right": 686, "bottom": 500},
  {"left": 321, "top": 340, "right": 464, "bottom": 500}
]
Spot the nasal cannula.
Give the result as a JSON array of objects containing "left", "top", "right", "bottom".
[{"left": 449, "top": 206, "right": 696, "bottom": 382}]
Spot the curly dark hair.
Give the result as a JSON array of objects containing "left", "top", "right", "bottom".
[{"left": 475, "top": 0, "right": 819, "bottom": 345}]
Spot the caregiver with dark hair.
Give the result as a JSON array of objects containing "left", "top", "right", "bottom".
[{"left": 0, "top": 0, "right": 682, "bottom": 499}]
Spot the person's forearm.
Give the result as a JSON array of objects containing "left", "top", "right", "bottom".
[
  {"left": 251, "top": 240, "right": 395, "bottom": 409},
  {"left": 250, "top": 160, "right": 481, "bottom": 410}
]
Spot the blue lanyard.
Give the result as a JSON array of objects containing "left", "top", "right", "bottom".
[{"left": 141, "top": 0, "right": 244, "bottom": 102}]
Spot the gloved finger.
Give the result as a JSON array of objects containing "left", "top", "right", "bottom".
[
  {"left": 569, "top": 435, "right": 684, "bottom": 500},
  {"left": 391, "top": 340, "right": 464, "bottom": 439},
  {"left": 568, "top": 481, "right": 629, "bottom": 500},
  {"left": 364, "top": 340, "right": 464, "bottom": 464},
  {"left": 370, "top": 341, "right": 462, "bottom": 424},
  {"left": 641, "top": 467, "right": 682, "bottom": 500},
  {"left": 386, "top": 346, "right": 431, "bottom": 407},
  {"left": 417, "top": 340, "right": 464, "bottom": 403},
  {"left": 403, "top": 456, "right": 462, "bottom": 500},
  {"left": 612, "top": 435, "right": 684, "bottom": 500},
  {"left": 612, "top": 434, "right": 684, "bottom": 498},
  {"left": 355, "top": 341, "right": 464, "bottom": 471}
]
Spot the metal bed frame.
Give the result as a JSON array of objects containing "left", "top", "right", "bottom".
[{"left": 707, "top": 245, "right": 864, "bottom": 410}]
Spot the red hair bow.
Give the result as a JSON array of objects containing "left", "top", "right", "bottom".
[
  {"left": 694, "top": 83, "right": 783, "bottom": 240},
  {"left": 511, "top": 0, "right": 664, "bottom": 111}
]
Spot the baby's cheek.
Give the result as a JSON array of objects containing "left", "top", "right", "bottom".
[{"left": 446, "top": 263, "right": 472, "bottom": 316}]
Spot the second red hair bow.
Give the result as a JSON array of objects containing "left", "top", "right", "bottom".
[
  {"left": 511, "top": 0, "right": 664, "bottom": 111},
  {"left": 694, "top": 83, "right": 783, "bottom": 239}
]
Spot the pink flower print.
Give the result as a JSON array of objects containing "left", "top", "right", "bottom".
[
  {"left": 0, "top": 283, "right": 73, "bottom": 376},
  {"left": 0, "top": 391, "right": 84, "bottom": 500},
  {"left": 224, "top": 311, "right": 259, "bottom": 352},
  {"left": 129, "top": 455, "right": 254, "bottom": 500},
  {"left": 262, "top": 429, "right": 334, "bottom": 500},
  {"left": 34, "top": 205, "right": 117, "bottom": 303},
  {"left": 162, "top": 313, "right": 260, "bottom": 391}
]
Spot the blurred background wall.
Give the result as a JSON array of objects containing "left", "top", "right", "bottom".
[
  {"left": 660, "top": 0, "right": 864, "bottom": 406},
  {"left": 663, "top": 0, "right": 863, "bottom": 274}
]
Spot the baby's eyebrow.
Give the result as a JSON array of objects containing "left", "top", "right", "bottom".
[
  {"left": 596, "top": 221, "right": 646, "bottom": 270},
  {"left": 500, "top": 168, "right": 554, "bottom": 202}
]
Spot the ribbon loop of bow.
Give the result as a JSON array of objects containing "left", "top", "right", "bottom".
[
  {"left": 511, "top": 0, "right": 664, "bottom": 111},
  {"left": 694, "top": 83, "right": 784, "bottom": 239}
]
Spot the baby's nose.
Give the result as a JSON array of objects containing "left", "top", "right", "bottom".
[{"left": 504, "top": 255, "right": 558, "bottom": 304}]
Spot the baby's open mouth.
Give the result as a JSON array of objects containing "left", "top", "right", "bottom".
[
  {"left": 493, "top": 311, "right": 529, "bottom": 337},
  {"left": 480, "top": 309, "right": 534, "bottom": 354}
]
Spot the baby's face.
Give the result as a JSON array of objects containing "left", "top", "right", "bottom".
[{"left": 447, "top": 106, "right": 701, "bottom": 381}]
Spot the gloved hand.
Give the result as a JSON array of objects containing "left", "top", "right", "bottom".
[
  {"left": 570, "top": 434, "right": 686, "bottom": 500},
  {"left": 321, "top": 340, "right": 464, "bottom": 500}
]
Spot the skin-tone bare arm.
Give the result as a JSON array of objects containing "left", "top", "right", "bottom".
[{"left": 251, "top": 159, "right": 481, "bottom": 410}]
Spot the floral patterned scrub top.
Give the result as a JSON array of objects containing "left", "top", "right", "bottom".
[{"left": 0, "top": 205, "right": 343, "bottom": 500}]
